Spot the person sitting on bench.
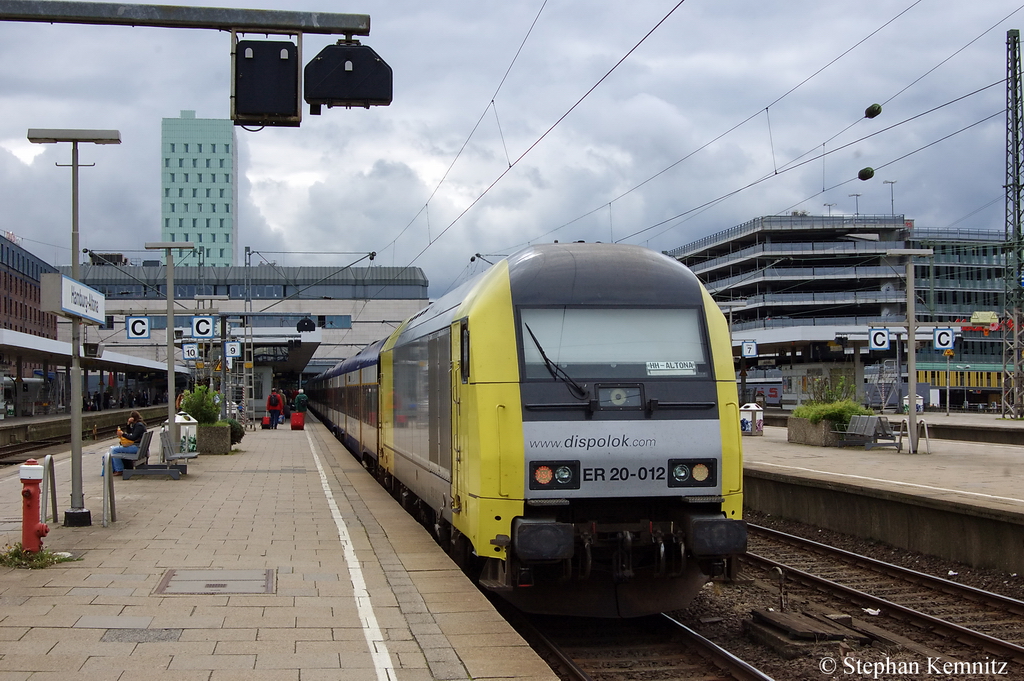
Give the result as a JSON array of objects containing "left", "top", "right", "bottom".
[{"left": 108, "top": 410, "right": 147, "bottom": 476}]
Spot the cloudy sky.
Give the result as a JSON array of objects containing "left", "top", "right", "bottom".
[{"left": 0, "top": 0, "right": 1019, "bottom": 297}]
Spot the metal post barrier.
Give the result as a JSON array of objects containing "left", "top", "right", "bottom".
[
  {"left": 101, "top": 452, "right": 117, "bottom": 527},
  {"left": 916, "top": 419, "right": 931, "bottom": 455},
  {"left": 895, "top": 418, "right": 931, "bottom": 455},
  {"left": 38, "top": 455, "right": 58, "bottom": 524}
]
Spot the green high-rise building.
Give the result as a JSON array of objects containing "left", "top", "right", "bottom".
[{"left": 160, "top": 110, "right": 238, "bottom": 267}]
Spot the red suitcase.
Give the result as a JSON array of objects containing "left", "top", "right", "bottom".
[
  {"left": 290, "top": 412, "right": 305, "bottom": 430},
  {"left": 261, "top": 416, "right": 271, "bottom": 429}
]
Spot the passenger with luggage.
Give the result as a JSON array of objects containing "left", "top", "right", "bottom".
[{"left": 266, "top": 388, "right": 283, "bottom": 430}]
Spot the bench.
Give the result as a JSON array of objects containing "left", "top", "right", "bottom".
[
  {"left": 110, "top": 429, "right": 154, "bottom": 473},
  {"left": 833, "top": 414, "right": 873, "bottom": 447},
  {"left": 161, "top": 428, "right": 199, "bottom": 471},
  {"left": 832, "top": 415, "right": 901, "bottom": 451},
  {"left": 867, "top": 416, "right": 901, "bottom": 451},
  {"left": 122, "top": 428, "right": 196, "bottom": 479}
]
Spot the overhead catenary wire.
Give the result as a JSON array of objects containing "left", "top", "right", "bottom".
[
  {"left": 369, "top": 0, "right": 691, "bottom": 299},
  {"left": 502, "top": 2, "right": 1019, "bottom": 255},
  {"left": 618, "top": 107, "right": 1005, "bottom": 245},
  {"left": 378, "top": 0, "right": 550, "bottom": 257}
]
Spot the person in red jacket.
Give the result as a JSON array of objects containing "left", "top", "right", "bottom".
[{"left": 266, "top": 388, "right": 283, "bottom": 429}]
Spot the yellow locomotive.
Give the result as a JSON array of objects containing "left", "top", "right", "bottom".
[{"left": 308, "top": 242, "right": 747, "bottom": 617}]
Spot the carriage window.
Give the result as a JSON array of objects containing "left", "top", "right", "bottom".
[{"left": 520, "top": 307, "right": 709, "bottom": 380}]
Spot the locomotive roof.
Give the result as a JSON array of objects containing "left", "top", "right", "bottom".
[{"left": 506, "top": 242, "right": 704, "bottom": 306}]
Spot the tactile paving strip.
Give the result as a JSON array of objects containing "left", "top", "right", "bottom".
[{"left": 154, "top": 568, "right": 275, "bottom": 594}]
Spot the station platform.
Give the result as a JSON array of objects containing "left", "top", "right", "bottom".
[
  {"left": 742, "top": 412, "right": 1024, "bottom": 572},
  {"left": 744, "top": 412, "right": 1024, "bottom": 514},
  {"left": 0, "top": 419, "right": 557, "bottom": 680}
]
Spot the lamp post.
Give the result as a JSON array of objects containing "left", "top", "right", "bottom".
[
  {"left": 146, "top": 242, "right": 195, "bottom": 450},
  {"left": 28, "top": 129, "right": 120, "bottom": 527},
  {"left": 956, "top": 364, "right": 971, "bottom": 411},
  {"left": 946, "top": 353, "right": 951, "bottom": 416},
  {"left": 883, "top": 180, "right": 897, "bottom": 215},
  {"left": 823, "top": 203, "right": 836, "bottom": 216},
  {"left": 849, "top": 193, "right": 861, "bottom": 215},
  {"left": 887, "top": 248, "right": 933, "bottom": 453}
]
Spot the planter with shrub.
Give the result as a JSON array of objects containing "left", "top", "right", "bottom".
[
  {"left": 179, "top": 386, "right": 236, "bottom": 454},
  {"left": 786, "top": 377, "right": 873, "bottom": 447}
]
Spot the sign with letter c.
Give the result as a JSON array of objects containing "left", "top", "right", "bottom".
[
  {"left": 126, "top": 316, "right": 150, "bottom": 339},
  {"left": 191, "top": 316, "right": 215, "bottom": 338},
  {"left": 933, "top": 327, "right": 954, "bottom": 350},
  {"left": 868, "top": 328, "right": 890, "bottom": 351}
]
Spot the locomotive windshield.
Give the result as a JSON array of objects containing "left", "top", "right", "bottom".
[{"left": 519, "top": 307, "right": 710, "bottom": 381}]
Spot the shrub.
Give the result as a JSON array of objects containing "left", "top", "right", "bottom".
[
  {"left": 792, "top": 399, "right": 872, "bottom": 427},
  {"left": 179, "top": 386, "right": 221, "bottom": 425},
  {"left": 224, "top": 418, "right": 245, "bottom": 445},
  {"left": 808, "top": 376, "right": 857, "bottom": 403}
]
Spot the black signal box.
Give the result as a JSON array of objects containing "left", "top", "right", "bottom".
[
  {"left": 304, "top": 43, "right": 393, "bottom": 113},
  {"left": 233, "top": 39, "right": 301, "bottom": 127}
]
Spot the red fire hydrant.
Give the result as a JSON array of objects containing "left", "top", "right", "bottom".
[{"left": 20, "top": 459, "right": 49, "bottom": 553}]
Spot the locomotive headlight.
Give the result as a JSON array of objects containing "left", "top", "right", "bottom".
[
  {"left": 691, "top": 463, "right": 710, "bottom": 482},
  {"left": 667, "top": 458, "right": 717, "bottom": 488},
  {"left": 529, "top": 461, "right": 581, "bottom": 490}
]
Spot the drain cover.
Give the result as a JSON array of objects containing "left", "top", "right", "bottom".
[{"left": 155, "top": 569, "right": 275, "bottom": 595}]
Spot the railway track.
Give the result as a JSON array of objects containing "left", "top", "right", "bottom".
[
  {"left": 0, "top": 423, "right": 125, "bottom": 465},
  {"left": 523, "top": 612, "right": 775, "bottom": 681},
  {"left": 745, "top": 523, "right": 1024, "bottom": 666}
]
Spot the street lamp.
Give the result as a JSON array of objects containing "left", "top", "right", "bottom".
[
  {"left": 146, "top": 242, "right": 195, "bottom": 451},
  {"left": 887, "top": 248, "right": 933, "bottom": 454},
  {"left": 849, "top": 193, "right": 861, "bottom": 215},
  {"left": 956, "top": 364, "right": 971, "bottom": 411},
  {"left": 823, "top": 203, "right": 836, "bottom": 216},
  {"left": 946, "top": 353, "right": 951, "bottom": 416},
  {"left": 28, "top": 128, "right": 120, "bottom": 528},
  {"left": 883, "top": 180, "right": 897, "bottom": 215}
]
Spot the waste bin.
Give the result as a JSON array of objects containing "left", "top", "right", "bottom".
[
  {"left": 175, "top": 411, "right": 198, "bottom": 452},
  {"left": 901, "top": 395, "right": 924, "bottom": 413},
  {"left": 739, "top": 403, "right": 764, "bottom": 436}
]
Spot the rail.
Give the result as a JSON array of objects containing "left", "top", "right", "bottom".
[
  {"left": 895, "top": 417, "right": 932, "bottom": 453},
  {"left": 100, "top": 452, "right": 117, "bottom": 527},
  {"left": 37, "top": 454, "right": 58, "bottom": 524},
  {"left": 744, "top": 525, "right": 1024, "bottom": 665}
]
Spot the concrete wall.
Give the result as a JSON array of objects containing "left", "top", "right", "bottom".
[{"left": 745, "top": 469, "right": 1024, "bottom": 573}]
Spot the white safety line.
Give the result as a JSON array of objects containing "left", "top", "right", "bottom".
[
  {"left": 305, "top": 429, "right": 395, "bottom": 681},
  {"left": 753, "top": 461, "right": 1024, "bottom": 505}
]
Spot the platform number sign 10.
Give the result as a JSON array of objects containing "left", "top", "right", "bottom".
[{"left": 182, "top": 343, "right": 200, "bottom": 361}]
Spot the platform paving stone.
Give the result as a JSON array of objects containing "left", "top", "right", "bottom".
[{"left": 0, "top": 420, "right": 558, "bottom": 680}]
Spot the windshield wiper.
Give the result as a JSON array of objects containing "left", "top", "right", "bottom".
[{"left": 524, "top": 323, "right": 589, "bottom": 400}]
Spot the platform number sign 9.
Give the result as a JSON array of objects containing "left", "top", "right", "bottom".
[{"left": 868, "top": 328, "right": 890, "bottom": 351}]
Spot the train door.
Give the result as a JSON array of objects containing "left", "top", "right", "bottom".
[{"left": 450, "top": 319, "right": 468, "bottom": 516}]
